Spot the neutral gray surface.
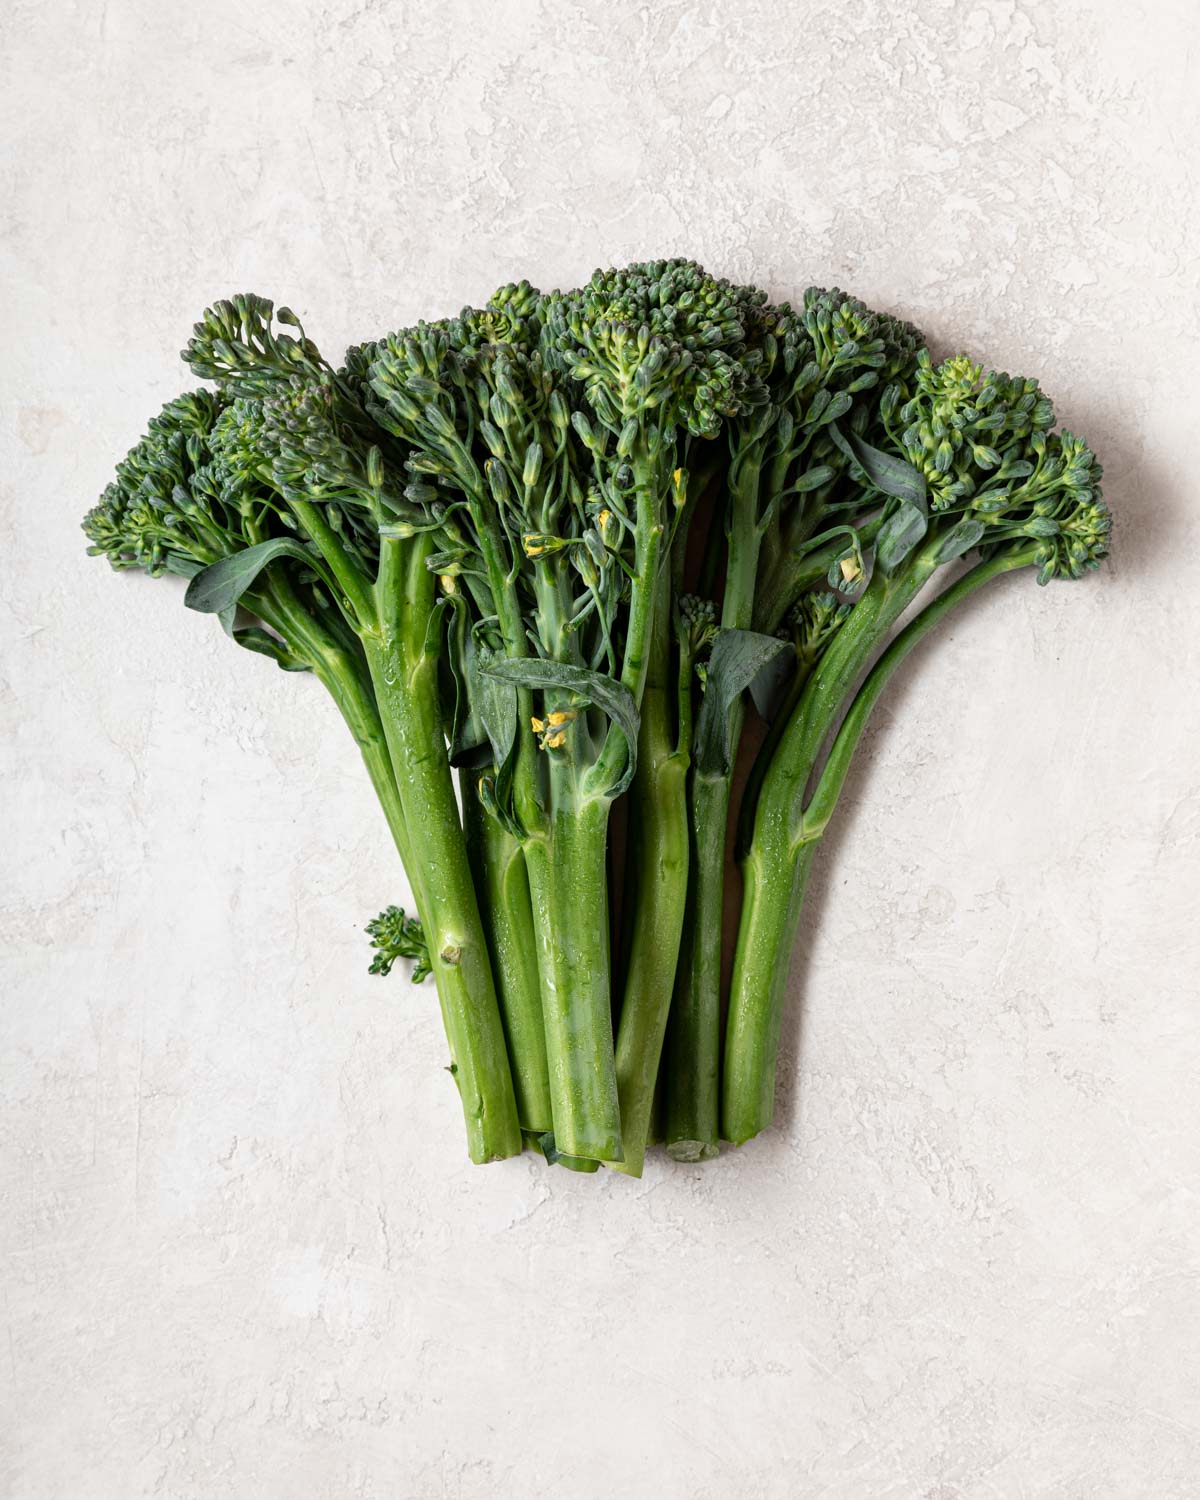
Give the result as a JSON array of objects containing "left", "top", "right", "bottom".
[{"left": 3, "top": 1, "right": 1198, "bottom": 1496}]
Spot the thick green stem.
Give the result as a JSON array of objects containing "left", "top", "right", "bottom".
[
  {"left": 285, "top": 497, "right": 378, "bottom": 631},
  {"left": 523, "top": 790, "right": 622, "bottom": 1162},
  {"left": 722, "top": 841, "right": 817, "bottom": 1144},
  {"left": 464, "top": 773, "right": 552, "bottom": 1133},
  {"left": 663, "top": 459, "right": 762, "bottom": 1159},
  {"left": 610, "top": 574, "right": 689, "bottom": 1178},
  {"left": 662, "top": 769, "right": 729, "bottom": 1160},
  {"left": 367, "top": 536, "right": 521, "bottom": 1164},
  {"left": 720, "top": 566, "right": 924, "bottom": 1147}
]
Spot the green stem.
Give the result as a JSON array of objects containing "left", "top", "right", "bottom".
[
  {"left": 464, "top": 772, "right": 552, "bottom": 1133},
  {"left": 285, "top": 497, "right": 378, "bottom": 631},
  {"left": 590, "top": 447, "right": 664, "bottom": 796},
  {"left": 663, "top": 455, "right": 763, "bottom": 1159},
  {"left": 523, "top": 789, "right": 622, "bottom": 1162},
  {"left": 661, "top": 768, "right": 727, "bottom": 1160},
  {"left": 610, "top": 573, "right": 689, "bottom": 1178},
  {"left": 366, "top": 535, "right": 522, "bottom": 1164},
  {"left": 722, "top": 842, "right": 816, "bottom": 1145}
]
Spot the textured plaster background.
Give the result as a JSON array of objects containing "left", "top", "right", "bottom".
[{"left": 3, "top": 1, "right": 1199, "bottom": 1496}]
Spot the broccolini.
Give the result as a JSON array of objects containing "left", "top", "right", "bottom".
[{"left": 85, "top": 261, "right": 1109, "bottom": 1176}]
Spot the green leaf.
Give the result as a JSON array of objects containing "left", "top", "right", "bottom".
[
  {"left": 874, "top": 501, "right": 928, "bottom": 576},
  {"left": 830, "top": 424, "right": 927, "bottom": 510},
  {"left": 470, "top": 647, "right": 524, "bottom": 835},
  {"left": 748, "top": 640, "right": 796, "bottom": 721},
  {"left": 932, "top": 517, "right": 986, "bottom": 563},
  {"left": 476, "top": 650, "right": 519, "bottom": 770},
  {"left": 184, "top": 538, "right": 315, "bottom": 614},
  {"left": 695, "top": 629, "right": 791, "bottom": 775},
  {"left": 536, "top": 1131, "right": 563, "bottom": 1165},
  {"left": 481, "top": 656, "right": 640, "bottom": 798},
  {"left": 232, "top": 627, "right": 311, "bottom": 672},
  {"left": 438, "top": 601, "right": 491, "bottom": 768}
]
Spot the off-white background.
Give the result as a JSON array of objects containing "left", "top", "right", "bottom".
[{"left": 3, "top": 1, "right": 1197, "bottom": 1496}]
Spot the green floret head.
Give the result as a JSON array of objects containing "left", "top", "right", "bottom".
[
  {"left": 261, "top": 374, "right": 353, "bottom": 493},
  {"left": 1008, "top": 429, "right": 1110, "bottom": 583},
  {"left": 541, "top": 257, "right": 765, "bottom": 438},
  {"left": 459, "top": 279, "right": 544, "bottom": 349},
  {"left": 366, "top": 904, "right": 432, "bottom": 982},
  {"left": 802, "top": 287, "right": 925, "bottom": 386},
  {"left": 677, "top": 593, "right": 718, "bottom": 656},
  {"left": 890, "top": 350, "right": 1056, "bottom": 511},
  {"left": 338, "top": 338, "right": 380, "bottom": 404},
  {"left": 208, "top": 394, "right": 274, "bottom": 484},
  {"left": 367, "top": 321, "right": 470, "bottom": 435},
  {"left": 82, "top": 482, "right": 163, "bottom": 573},
  {"left": 84, "top": 390, "right": 233, "bottom": 577},
  {"left": 182, "top": 294, "right": 330, "bottom": 397},
  {"left": 789, "top": 589, "right": 852, "bottom": 669},
  {"left": 208, "top": 381, "right": 385, "bottom": 571}
]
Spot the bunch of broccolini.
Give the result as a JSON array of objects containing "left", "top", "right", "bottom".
[{"left": 85, "top": 261, "right": 1109, "bottom": 1173}]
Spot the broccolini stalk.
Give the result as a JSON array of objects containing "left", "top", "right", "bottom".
[
  {"left": 664, "top": 290, "right": 924, "bottom": 1160},
  {"left": 463, "top": 768, "right": 553, "bottom": 1133},
  {"left": 178, "top": 298, "right": 523, "bottom": 1163},
  {"left": 364, "top": 262, "right": 761, "bottom": 1161},
  {"left": 607, "top": 584, "right": 708, "bottom": 1177},
  {"left": 723, "top": 354, "right": 1110, "bottom": 1144},
  {"left": 362, "top": 296, "right": 629, "bottom": 1160}
]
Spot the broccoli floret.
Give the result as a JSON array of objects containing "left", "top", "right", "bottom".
[{"left": 366, "top": 905, "right": 432, "bottom": 982}]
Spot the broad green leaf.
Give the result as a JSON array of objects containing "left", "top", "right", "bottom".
[
  {"left": 471, "top": 647, "right": 524, "bottom": 835},
  {"left": 184, "top": 538, "right": 315, "bottom": 614},
  {"left": 435, "top": 599, "right": 490, "bottom": 768},
  {"left": 695, "top": 629, "right": 791, "bottom": 776},
  {"left": 748, "top": 639, "right": 797, "bottom": 721},
  {"left": 932, "top": 517, "right": 986, "bottom": 564},
  {"left": 874, "top": 501, "right": 928, "bottom": 576},
  {"left": 481, "top": 657, "right": 640, "bottom": 798},
  {"left": 830, "top": 424, "right": 927, "bottom": 510}
]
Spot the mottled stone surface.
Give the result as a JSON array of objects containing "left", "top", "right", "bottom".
[{"left": 3, "top": 1, "right": 1198, "bottom": 1495}]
